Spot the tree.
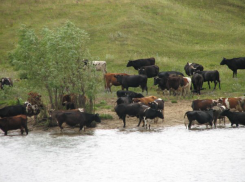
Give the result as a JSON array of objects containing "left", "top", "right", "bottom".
[{"left": 9, "top": 21, "right": 99, "bottom": 111}]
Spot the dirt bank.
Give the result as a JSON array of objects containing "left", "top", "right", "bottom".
[{"left": 28, "top": 99, "right": 193, "bottom": 133}]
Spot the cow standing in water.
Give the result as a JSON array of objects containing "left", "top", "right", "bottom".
[{"left": 0, "top": 115, "right": 28, "bottom": 135}]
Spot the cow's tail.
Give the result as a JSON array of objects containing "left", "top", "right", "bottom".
[{"left": 184, "top": 112, "right": 188, "bottom": 118}]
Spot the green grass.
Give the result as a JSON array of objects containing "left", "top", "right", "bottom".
[
  {"left": 99, "top": 114, "right": 114, "bottom": 120},
  {"left": 1, "top": 0, "right": 245, "bottom": 106}
]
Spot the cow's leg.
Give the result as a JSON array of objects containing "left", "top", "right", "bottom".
[
  {"left": 144, "top": 117, "right": 147, "bottom": 129},
  {"left": 123, "top": 116, "right": 126, "bottom": 128},
  {"left": 208, "top": 81, "right": 211, "bottom": 89},
  {"left": 188, "top": 120, "right": 192, "bottom": 129},
  {"left": 21, "top": 127, "right": 24, "bottom": 135},
  {"left": 213, "top": 81, "right": 217, "bottom": 90},
  {"left": 137, "top": 117, "right": 142, "bottom": 127},
  {"left": 24, "top": 125, "right": 28, "bottom": 135},
  {"left": 79, "top": 124, "right": 84, "bottom": 132},
  {"left": 4, "top": 130, "right": 7, "bottom": 135}
]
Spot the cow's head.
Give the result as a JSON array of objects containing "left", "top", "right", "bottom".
[
  {"left": 114, "top": 75, "right": 124, "bottom": 83},
  {"left": 126, "top": 61, "right": 133, "bottom": 67},
  {"left": 148, "top": 101, "right": 158, "bottom": 109},
  {"left": 31, "top": 104, "right": 40, "bottom": 115},
  {"left": 138, "top": 68, "right": 146, "bottom": 75},
  {"left": 24, "top": 102, "right": 33, "bottom": 114},
  {"left": 94, "top": 113, "right": 101, "bottom": 123},
  {"left": 220, "top": 109, "right": 230, "bottom": 116},
  {"left": 220, "top": 58, "right": 227, "bottom": 65},
  {"left": 154, "top": 77, "right": 161, "bottom": 85}
]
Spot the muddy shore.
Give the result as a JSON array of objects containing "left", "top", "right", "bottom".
[{"left": 28, "top": 99, "right": 194, "bottom": 133}]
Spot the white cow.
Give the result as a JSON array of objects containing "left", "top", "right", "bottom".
[{"left": 92, "top": 61, "right": 107, "bottom": 74}]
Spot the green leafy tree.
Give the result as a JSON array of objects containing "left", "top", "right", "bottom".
[{"left": 9, "top": 21, "right": 98, "bottom": 111}]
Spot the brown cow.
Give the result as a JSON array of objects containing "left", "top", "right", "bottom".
[
  {"left": 132, "top": 96, "right": 158, "bottom": 106},
  {"left": 0, "top": 115, "right": 28, "bottom": 135},
  {"left": 104, "top": 73, "right": 128, "bottom": 92},
  {"left": 166, "top": 75, "right": 185, "bottom": 96},
  {"left": 218, "top": 97, "right": 244, "bottom": 112},
  {"left": 191, "top": 99, "right": 218, "bottom": 111}
]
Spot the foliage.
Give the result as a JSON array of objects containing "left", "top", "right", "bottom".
[
  {"left": 9, "top": 21, "right": 99, "bottom": 111},
  {"left": 1, "top": 0, "right": 245, "bottom": 105}
]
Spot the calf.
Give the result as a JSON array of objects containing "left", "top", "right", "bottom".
[
  {"left": 220, "top": 109, "right": 245, "bottom": 127},
  {"left": 138, "top": 65, "right": 159, "bottom": 78},
  {"left": 0, "top": 115, "right": 28, "bottom": 135},
  {"left": 184, "top": 110, "right": 214, "bottom": 129},
  {"left": 114, "top": 75, "right": 148, "bottom": 94},
  {"left": 127, "top": 57, "right": 155, "bottom": 70},
  {"left": 220, "top": 57, "right": 245, "bottom": 78},
  {"left": 138, "top": 106, "right": 164, "bottom": 129}
]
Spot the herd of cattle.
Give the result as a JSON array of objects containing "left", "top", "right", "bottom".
[{"left": 1, "top": 56, "right": 245, "bottom": 135}]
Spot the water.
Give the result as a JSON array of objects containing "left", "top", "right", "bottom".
[{"left": 0, "top": 126, "right": 245, "bottom": 182}]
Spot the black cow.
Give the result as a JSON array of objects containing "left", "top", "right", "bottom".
[
  {"left": 138, "top": 105, "right": 164, "bottom": 129},
  {"left": 56, "top": 111, "right": 101, "bottom": 131},
  {"left": 114, "top": 103, "right": 142, "bottom": 127},
  {"left": 184, "top": 62, "right": 204, "bottom": 76},
  {"left": 114, "top": 75, "right": 148, "bottom": 94},
  {"left": 148, "top": 98, "right": 165, "bottom": 122},
  {"left": 158, "top": 71, "right": 184, "bottom": 78},
  {"left": 191, "top": 72, "right": 203, "bottom": 95},
  {"left": 116, "top": 96, "right": 133, "bottom": 105},
  {"left": 116, "top": 90, "right": 144, "bottom": 98},
  {"left": 220, "top": 109, "right": 245, "bottom": 127},
  {"left": 220, "top": 57, "right": 245, "bottom": 78},
  {"left": 138, "top": 65, "right": 159, "bottom": 78},
  {"left": 0, "top": 78, "right": 13, "bottom": 89},
  {"left": 0, "top": 115, "right": 28, "bottom": 135},
  {"left": 126, "top": 57, "right": 155, "bottom": 70},
  {"left": 0, "top": 103, "right": 40, "bottom": 118},
  {"left": 184, "top": 110, "right": 214, "bottom": 129},
  {"left": 195, "top": 70, "right": 220, "bottom": 90}
]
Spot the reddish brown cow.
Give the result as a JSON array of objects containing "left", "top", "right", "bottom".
[
  {"left": 132, "top": 96, "right": 158, "bottom": 106},
  {"left": 104, "top": 73, "right": 128, "bottom": 92},
  {"left": 0, "top": 115, "right": 28, "bottom": 135},
  {"left": 218, "top": 97, "right": 244, "bottom": 112},
  {"left": 191, "top": 99, "right": 218, "bottom": 111}
]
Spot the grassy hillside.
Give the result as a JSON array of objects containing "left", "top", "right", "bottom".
[{"left": 1, "top": 0, "right": 245, "bottom": 105}]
